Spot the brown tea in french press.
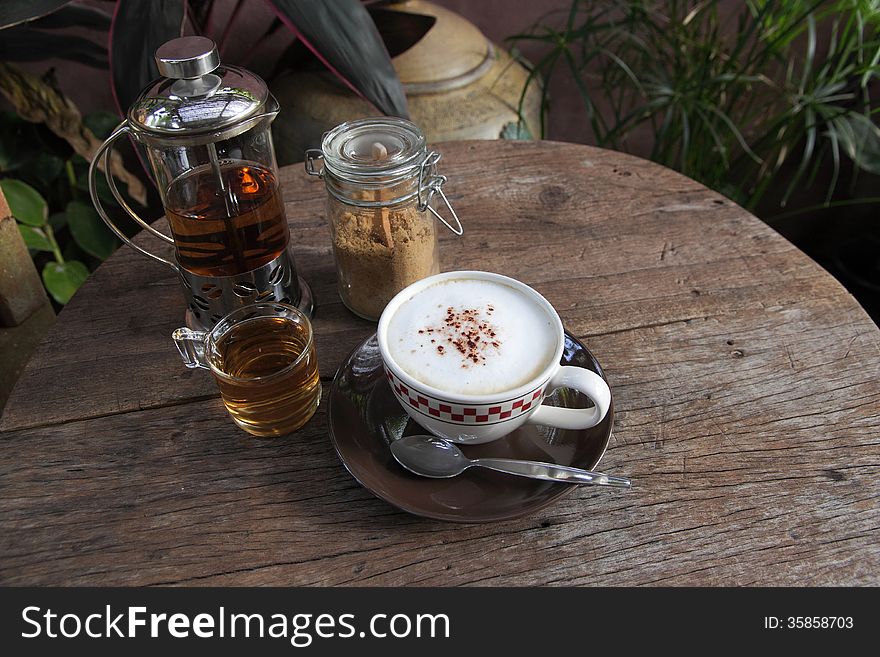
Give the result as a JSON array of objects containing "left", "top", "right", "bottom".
[
  {"left": 89, "top": 36, "right": 312, "bottom": 328},
  {"left": 164, "top": 161, "right": 288, "bottom": 277}
]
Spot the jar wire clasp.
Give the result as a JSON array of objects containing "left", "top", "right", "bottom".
[
  {"left": 304, "top": 149, "right": 324, "bottom": 177},
  {"left": 418, "top": 152, "right": 463, "bottom": 236}
]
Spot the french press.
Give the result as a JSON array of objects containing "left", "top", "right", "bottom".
[{"left": 89, "top": 36, "right": 312, "bottom": 328}]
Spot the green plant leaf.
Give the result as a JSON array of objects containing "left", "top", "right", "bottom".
[
  {"left": 29, "top": 3, "right": 111, "bottom": 30},
  {"left": 266, "top": 0, "right": 409, "bottom": 118},
  {"left": 47, "top": 212, "right": 67, "bottom": 230},
  {"left": 18, "top": 224, "right": 53, "bottom": 251},
  {"left": 66, "top": 200, "right": 117, "bottom": 260},
  {"left": 42, "top": 260, "right": 88, "bottom": 305},
  {"left": 75, "top": 168, "right": 116, "bottom": 207},
  {"left": 110, "top": 0, "right": 185, "bottom": 116},
  {"left": 0, "top": 111, "right": 42, "bottom": 172},
  {"left": 0, "top": 178, "right": 47, "bottom": 226},
  {"left": 0, "top": 26, "right": 108, "bottom": 68},
  {"left": 0, "top": 0, "right": 71, "bottom": 29},
  {"left": 20, "top": 152, "right": 65, "bottom": 189},
  {"left": 84, "top": 111, "right": 122, "bottom": 140},
  {"left": 500, "top": 121, "right": 533, "bottom": 140},
  {"left": 837, "top": 112, "right": 880, "bottom": 175}
]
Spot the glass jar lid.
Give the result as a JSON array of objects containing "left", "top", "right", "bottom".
[
  {"left": 320, "top": 117, "right": 427, "bottom": 183},
  {"left": 309, "top": 117, "right": 462, "bottom": 236},
  {"left": 127, "top": 36, "right": 271, "bottom": 139}
]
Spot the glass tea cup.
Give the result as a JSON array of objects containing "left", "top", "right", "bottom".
[{"left": 173, "top": 303, "right": 321, "bottom": 437}]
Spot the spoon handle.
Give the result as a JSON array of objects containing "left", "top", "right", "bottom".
[{"left": 471, "top": 458, "right": 631, "bottom": 487}]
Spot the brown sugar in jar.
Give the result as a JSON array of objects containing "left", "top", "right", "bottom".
[
  {"left": 306, "top": 117, "right": 461, "bottom": 321},
  {"left": 330, "top": 201, "right": 438, "bottom": 319}
]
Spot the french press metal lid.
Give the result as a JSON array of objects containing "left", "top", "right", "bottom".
[
  {"left": 89, "top": 36, "right": 312, "bottom": 329},
  {"left": 129, "top": 36, "right": 272, "bottom": 143}
]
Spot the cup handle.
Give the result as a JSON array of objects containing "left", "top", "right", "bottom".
[
  {"left": 525, "top": 366, "right": 611, "bottom": 430},
  {"left": 172, "top": 328, "right": 210, "bottom": 369}
]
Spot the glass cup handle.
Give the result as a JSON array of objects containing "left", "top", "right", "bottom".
[
  {"left": 525, "top": 366, "right": 611, "bottom": 430},
  {"left": 87, "top": 122, "right": 179, "bottom": 272},
  {"left": 172, "top": 328, "right": 210, "bottom": 369}
]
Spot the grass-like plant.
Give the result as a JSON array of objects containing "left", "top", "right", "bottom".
[{"left": 509, "top": 0, "right": 880, "bottom": 216}]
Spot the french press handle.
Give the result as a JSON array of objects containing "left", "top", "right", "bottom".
[{"left": 88, "top": 122, "right": 178, "bottom": 271}]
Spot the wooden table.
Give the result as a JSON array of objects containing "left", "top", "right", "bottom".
[{"left": 1, "top": 141, "right": 878, "bottom": 586}]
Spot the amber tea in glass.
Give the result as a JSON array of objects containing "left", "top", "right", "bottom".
[{"left": 173, "top": 303, "right": 321, "bottom": 437}]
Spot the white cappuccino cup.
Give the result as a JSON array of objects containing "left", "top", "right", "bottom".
[{"left": 377, "top": 271, "right": 611, "bottom": 444}]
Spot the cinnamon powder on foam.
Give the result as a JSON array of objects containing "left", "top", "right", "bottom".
[{"left": 417, "top": 305, "right": 500, "bottom": 368}]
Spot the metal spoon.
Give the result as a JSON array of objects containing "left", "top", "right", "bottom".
[{"left": 390, "top": 435, "right": 631, "bottom": 487}]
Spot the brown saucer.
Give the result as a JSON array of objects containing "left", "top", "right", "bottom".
[{"left": 327, "top": 331, "right": 614, "bottom": 522}]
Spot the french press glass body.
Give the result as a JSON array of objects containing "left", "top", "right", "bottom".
[{"left": 89, "top": 36, "right": 312, "bottom": 328}]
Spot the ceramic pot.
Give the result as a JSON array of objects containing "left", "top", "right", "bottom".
[{"left": 271, "top": 0, "right": 541, "bottom": 166}]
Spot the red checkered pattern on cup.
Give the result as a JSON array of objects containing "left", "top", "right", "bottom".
[{"left": 385, "top": 368, "right": 544, "bottom": 424}]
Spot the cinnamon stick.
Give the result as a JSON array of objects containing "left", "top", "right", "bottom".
[{"left": 371, "top": 142, "right": 394, "bottom": 249}]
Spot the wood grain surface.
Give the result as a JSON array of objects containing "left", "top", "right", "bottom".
[{"left": 1, "top": 140, "right": 878, "bottom": 586}]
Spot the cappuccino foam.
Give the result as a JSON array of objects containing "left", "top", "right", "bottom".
[{"left": 386, "top": 277, "right": 558, "bottom": 395}]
